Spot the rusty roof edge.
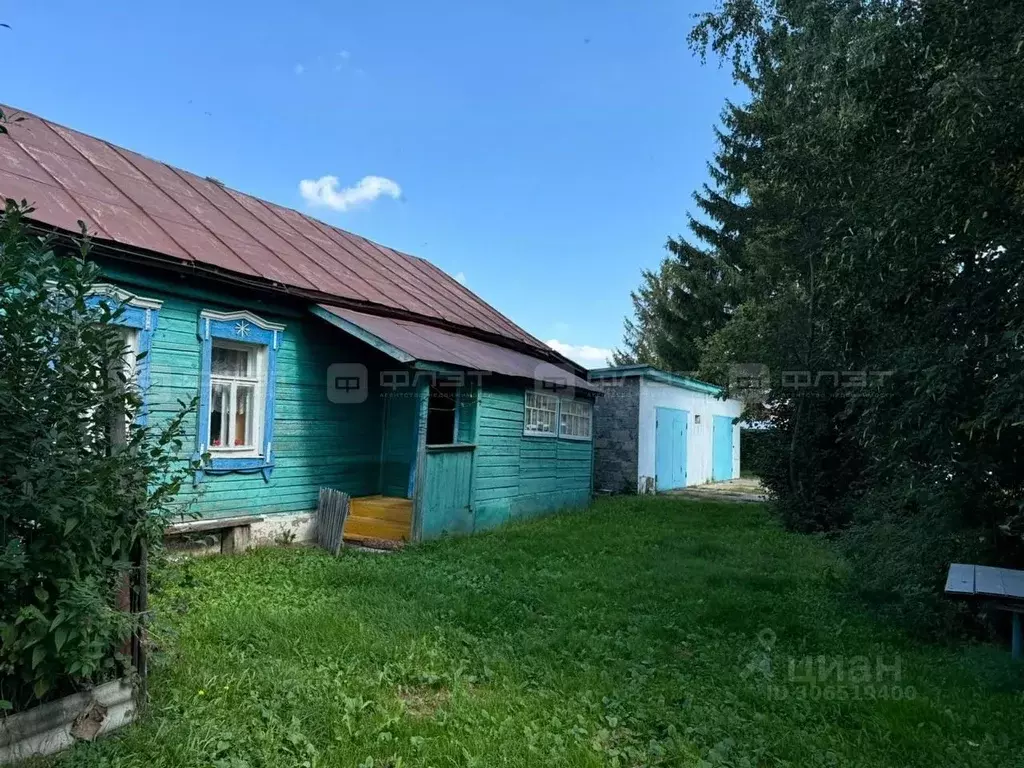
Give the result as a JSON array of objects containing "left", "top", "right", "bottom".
[
  {"left": 309, "top": 305, "right": 417, "bottom": 363},
  {"left": 35, "top": 223, "right": 586, "bottom": 375},
  {"left": 5, "top": 125, "right": 109, "bottom": 241},
  {"left": 312, "top": 298, "right": 586, "bottom": 377},
  {"left": 314, "top": 304, "right": 601, "bottom": 393},
  {"left": 1, "top": 104, "right": 554, "bottom": 358}
]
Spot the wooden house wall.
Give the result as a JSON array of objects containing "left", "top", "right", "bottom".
[
  {"left": 469, "top": 383, "right": 593, "bottom": 533},
  {"left": 100, "top": 263, "right": 393, "bottom": 521},
  {"left": 412, "top": 381, "right": 595, "bottom": 539},
  {"left": 97, "top": 262, "right": 593, "bottom": 534},
  {"left": 380, "top": 393, "right": 418, "bottom": 499}
]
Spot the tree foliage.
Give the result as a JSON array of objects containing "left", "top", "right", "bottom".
[
  {"left": 688, "top": 0, "right": 1024, "bottom": 631},
  {"left": 614, "top": 106, "right": 754, "bottom": 375},
  {"left": 0, "top": 200, "right": 197, "bottom": 711}
]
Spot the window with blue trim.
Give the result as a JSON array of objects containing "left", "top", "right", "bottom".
[
  {"left": 196, "top": 310, "right": 284, "bottom": 481},
  {"left": 86, "top": 284, "right": 162, "bottom": 425}
]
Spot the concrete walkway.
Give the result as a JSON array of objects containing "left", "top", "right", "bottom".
[{"left": 667, "top": 477, "right": 767, "bottom": 503}]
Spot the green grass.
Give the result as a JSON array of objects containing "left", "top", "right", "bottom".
[{"left": 55, "top": 497, "right": 1023, "bottom": 767}]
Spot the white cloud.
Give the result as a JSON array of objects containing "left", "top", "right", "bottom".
[
  {"left": 298, "top": 175, "right": 402, "bottom": 212},
  {"left": 294, "top": 64, "right": 305, "bottom": 75},
  {"left": 454, "top": 271, "right": 467, "bottom": 285},
  {"left": 545, "top": 339, "right": 613, "bottom": 369},
  {"left": 339, "top": 50, "right": 351, "bottom": 59}
]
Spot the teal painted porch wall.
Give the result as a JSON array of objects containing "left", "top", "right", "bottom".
[
  {"left": 380, "top": 392, "right": 418, "bottom": 498},
  {"left": 99, "top": 263, "right": 398, "bottom": 520},
  {"left": 472, "top": 384, "right": 593, "bottom": 531},
  {"left": 455, "top": 381, "right": 477, "bottom": 444},
  {"left": 417, "top": 382, "right": 593, "bottom": 538},
  {"left": 419, "top": 447, "right": 475, "bottom": 539}
]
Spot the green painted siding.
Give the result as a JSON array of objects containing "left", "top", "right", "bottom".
[
  {"left": 418, "top": 382, "right": 593, "bottom": 538},
  {"left": 419, "top": 448, "right": 474, "bottom": 538},
  {"left": 98, "top": 261, "right": 591, "bottom": 533},
  {"left": 101, "top": 264, "right": 402, "bottom": 521},
  {"left": 455, "top": 382, "right": 477, "bottom": 444},
  {"left": 473, "top": 385, "right": 593, "bottom": 531},
  {"left": 380, "top": 392, "right": 417, "bottom": 498}
]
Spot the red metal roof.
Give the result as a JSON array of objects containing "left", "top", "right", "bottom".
[
  {"left": 317, "top": 305, "right": 600, "bottom": 393},
  {"left": 0, "top": 104, "right": 548, "bottom": 352}
]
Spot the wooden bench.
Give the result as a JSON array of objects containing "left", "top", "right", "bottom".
[
  {"left": 945, "top": 563, "right": 1024, "bottom": 660},
  {"left": 165, "top": 515, "right": 264, "bottom": 555}
]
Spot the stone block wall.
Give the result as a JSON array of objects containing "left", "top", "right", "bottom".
[{"left": 592, "top": 377, "right": 640, "bottom": 493}]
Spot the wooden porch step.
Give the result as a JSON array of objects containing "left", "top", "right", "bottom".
[
  {"left": 350, "top": 496, "right": 413, "bottom": 524},
  {"left": 344, "top": 514, "right": 410, "bottom": 542}
]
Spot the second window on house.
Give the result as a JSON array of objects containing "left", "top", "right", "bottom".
[
  {"left": 524, "top": 391, "right": 559, "bottom": 436},
  {"left": 209, "top": 340, "right": 265, "bottom": 453},
  {"left": 559, "top": 399, "right": 592, "bottom": 440},
  {"left": 524, "top": 391, "right": 593, "bottom": 439}
]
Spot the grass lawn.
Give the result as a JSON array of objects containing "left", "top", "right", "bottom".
[{"left": 53, "top": 497, "right": 1022, "bottom": 768}]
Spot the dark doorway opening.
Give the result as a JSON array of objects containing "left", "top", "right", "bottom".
[{"left": 426, "top": 385, "right": 457, "bottom": 445}]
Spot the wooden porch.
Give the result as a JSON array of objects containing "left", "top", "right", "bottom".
[{"left": 345, "top": 495, "right": 413, "bottom": 545}]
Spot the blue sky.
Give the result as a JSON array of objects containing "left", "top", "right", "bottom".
[{"left": 2, "top": 1, "right": 740, "bottom": 367}]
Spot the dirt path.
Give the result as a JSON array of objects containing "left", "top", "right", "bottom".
[{"left": 667, "top": 477, "right": 767, "bottom": 503}]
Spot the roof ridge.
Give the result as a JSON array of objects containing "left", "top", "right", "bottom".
[{"left": 0, "top": 102, "right": 552, "bottom": 355}]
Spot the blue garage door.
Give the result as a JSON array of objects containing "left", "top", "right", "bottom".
[
  {"left": 712, "top": 416, "right": 734, "bottom": 481},
  {"left": 655, "top": 407, "right": 688, "bottom": 491}
]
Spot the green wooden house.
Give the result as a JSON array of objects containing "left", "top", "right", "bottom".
[{"left": 0, "top": 105, "right": 597, "bottom": 546}]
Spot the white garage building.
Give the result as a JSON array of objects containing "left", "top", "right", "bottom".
[{"left": 589, "top": 365, "right": 742, "bottom": 494}]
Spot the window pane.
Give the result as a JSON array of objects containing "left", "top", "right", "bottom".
[
  {"left": 210, "top": 381, "right": 229, "bottom": 447},
  {"left": 120, "top": 328, "right": 139, "bottom": 385},
  {"left": 212, "top": 345, "right": 252, "bottom": 377},
  {"left": 524, "top": 393, "right": 557, "bottom": 436},
  {"left": 525, "top": 390, "right": 559, "bottom": 434},
  {"left": 559, "top": 399, "right": 591, "bottom": 438},
  {"left": 233, "top": 384, "right": 256, "bottom": 447}
]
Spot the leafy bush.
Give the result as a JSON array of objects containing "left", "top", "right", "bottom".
[
  {"left": 0, "top": 199, "right": 196, "bottom": 712},
  {"left": 685, "top": 0, "right": 1024, "bottom": 633},
  {"left": 838, "top": 494, "right": 988, "bottom": 637},
  {"left": 738, "top": 429, "right": 773, "bottom": 478}
]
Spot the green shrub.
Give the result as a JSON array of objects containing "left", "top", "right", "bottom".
[
  {"left": 738, "top": 429, "right": 773, "bottom": 477},
  {"left": 687, "top": 0, "right": 1024, "bottom": 639},
  {"left": 0, "top": 199, "right": 197, "bottom": 712},
  {"left": 838, "top": 495, "right": 984, "bottom": 636}
]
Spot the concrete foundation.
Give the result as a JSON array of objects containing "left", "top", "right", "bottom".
[{"left": 250, "top": 511, "right": 316, "bottom": 546}]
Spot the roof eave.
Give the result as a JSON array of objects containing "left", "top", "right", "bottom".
[
  {"left": 589, "top": 365, "right": 723, "bottom": 396},
  {"left": 43, "top": 224, "right": 585, "bottom": 374},
  {"left": 310, "top": 305, "right": 602, "bottom": 395}
]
